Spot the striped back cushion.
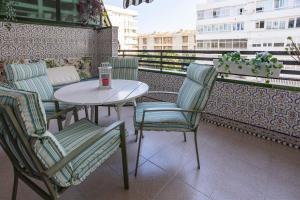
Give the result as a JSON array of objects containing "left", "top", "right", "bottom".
[
  {"left": 0, "top": 83, "right": 47, "bottom": 136},
  {"left": 0, "top": 83, "right": 47, "bottom": 173},
  {"left": 176, "top": 63, "right": 218, "bottom": 125},
  {"left": 109, "top": 57, "right": 138, "bottom": 80},
  {"left": 5, "top": 61, "right": 54, "bottom": 100}
]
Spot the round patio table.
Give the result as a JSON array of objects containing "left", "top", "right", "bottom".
[{"left": 54, "top": 79, "right": 149, "bottom": 123}]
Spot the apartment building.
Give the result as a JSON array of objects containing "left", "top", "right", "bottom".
[
  {"left": 138, "top": 30, "right": 196, "bottom": 50},
  {"left": 196, "top": 0, "right": 300, "bottom": 51},
  {"left": 106, "top": 5, "right": 138, "bottom": 50}
]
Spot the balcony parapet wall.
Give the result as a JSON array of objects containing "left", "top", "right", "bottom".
[
  {"left": 0, "top": 22, "right": 118, "bottom": 77},
  {"left": 138, "top": 70, "right": 300, "bottom": 148}
]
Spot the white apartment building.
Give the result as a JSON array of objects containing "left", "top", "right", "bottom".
[
  {"left": 106, "top": 5, "right": 138, "bottom": 50},
  {"left": 196, "top": 0, "right": 300, "bottom": 51},
  {"left": 138, "top": 30, "right": 196, "bottom": 50}
]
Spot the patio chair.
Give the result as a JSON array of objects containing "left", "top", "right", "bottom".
[
  {"left": 134, "top": 63, "right": 218, "bottom": 176},
  {"left": 0, "top": 84, "right": 129, "bottom": 200},
  {"left": 95, "top": 57, "right": 139, "bottom": 120},
  {"left": 5, "top": 61, "right": 80, "bottom": 131}
]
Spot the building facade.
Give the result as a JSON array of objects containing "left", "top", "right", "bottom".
[
  {"left": 106, "top": 5, "right": 138, "bottom": 50},
  {"left": 138, "top": 30, "right": 196, "bottom": 50},
  {"left": 196, "top": 0, "right": 300, "bottom": 51}
]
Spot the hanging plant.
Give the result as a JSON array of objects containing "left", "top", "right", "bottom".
[
  {"left": 2, "top": 0, "right": 17, "bottom": 31},
  {"left": 77, "top": 0, "right": 102, "bottom": 27}
]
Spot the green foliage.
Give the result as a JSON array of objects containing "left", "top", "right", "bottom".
[
  {"left": 285, "top": 36, "right": 300, "bottom": 64},
  {"left": 2, "top": 0, "right": 17, "bottom": 31},
  {"left": 218, "top": 51, "right": 283, "bottom": 83}
]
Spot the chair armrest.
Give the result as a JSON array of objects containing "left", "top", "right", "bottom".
[
  {"left": 147, "top": 91, "right": 179, "bottom": 95},
  {"left": 141, "top": 108, "right": 200, "bottom": 125},
  {"left": 44, "top": 120, "right": 125, "bottom": 177}
]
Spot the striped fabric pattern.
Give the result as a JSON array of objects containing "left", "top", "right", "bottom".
[
  {"left": 0, "top": 84, "right": 72, "bottom": 187},
  {"left": 0, "top": 84, "right": 46, "bottom": 173},
  {"left": 55, "top": 119, "right": 121, "bottom": 185},
  {"left": 109, "top": 57, "right": 138, "bottom": 80},
  {"left": 0, "top": 84, "right": 47, "bottom": 136},
  {"left": 5, "top": 61, "right": 48, "bottom": 82},
  {"left": 135, "top": 102, "right": 191, "bottom": 131},
  {"left": 5, "top": 61, "right": 54, "bottom": 101},
  {"left": 34, "top": 131, "right": 73, "bottom": 187},
  {"left": 123, "top": 0, "right": 154, "bottom": 8},
  {"left": 176, "top": 63, "right": 218, "bottom": 125}
]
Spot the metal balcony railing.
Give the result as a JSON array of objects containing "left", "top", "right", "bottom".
[{"left": 118, "top": 49, "right": 300, "bottom": 83}]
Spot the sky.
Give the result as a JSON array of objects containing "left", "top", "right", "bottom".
[{"left": 103, "top": 0, "right": 206, "bottom": 33}]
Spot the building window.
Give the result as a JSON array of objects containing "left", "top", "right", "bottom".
[
  {"left": 197, "top": 10, "right": 204, "bottom": 20},
  {"left": 238, "top": 8, "right": 244, "bottom": 15},
  {"left": 273, "top": 21, "right": 279, "bottom": 29},
  {"left": 252, "top": 44, "right": 262, "bottom": 47},
  {"left": 274, "top": 42, "right": 284, "bottom": 47},
  {"left": 163, "top": 37, "right": 172, "bottom": 44},
  {"left": 225, "top": 40, "right": 233, "bottom": 49},
  {"left": 256, "top": 21, "right": 265, "bottom": 28},
  {"left": 266, "top": 21, "right": 272, "bottom": 29},
  {"left": 182, "top": 46, "right": 188, "bottom": 50},
  {"left": 154, "top": 37, "right": 162, "bottom": 44},
  {"left": 197, "top": 40, "right": 204, "bottom": 49},
  {"left": 213, "top": 9, "right": 220, "bottom": 18},
  {"left": 279, "top": 21, "right": 286, "bottom": 29},
  {"left": 288, "top": 18, "right": 295, "bottom": 28},
  {"left": 182, "top": 36, "right": 189, "bottom": 43},
  {"left": 211, "top": 40, "right": 218, "bottom": 48},
  {"left": 256, "top": 7, "right": 264, "bottom": 12},
  {"left": 143, "top": 38, "right": 147, "bottom": 45},
  {"left": 274, "top": 0, "right": 287, "bottom": 9},
  {"left": 142, "top": 46, "right": 147, "bottom": 50},
  {"left": 219, "top": 40, "right": 226, "bottom": 48},
  {"left": 154, "top": 46, "right": 162, "bottom": 50},
  {"left": 296, "top": 17, "right": 300, "bottom": 27}
]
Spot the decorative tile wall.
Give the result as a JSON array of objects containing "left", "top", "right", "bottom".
[
  {"left": 0, "top": 22, "right": 118, "bottom": 80},
  {"left": 138, "top": 70, "right": 300, "bottom": 148}
]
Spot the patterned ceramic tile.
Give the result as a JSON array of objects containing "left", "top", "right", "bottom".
[{"left": 0, "top": 22, "right": 118, "bottom": 80}]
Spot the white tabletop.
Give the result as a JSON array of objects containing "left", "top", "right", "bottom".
[{"left": 54, "top": 79, "right": 149, "bottom": 106}]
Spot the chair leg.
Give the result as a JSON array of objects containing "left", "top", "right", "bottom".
[
  {"left": 57, "top": 118, "right": 63, "bottom": 131},
  {"left": 73, "top": 108, "right": 79, "bottom": 122},
  {"left": 135, "top": 129, "right": 138, "bottom": 142},
  {"left": 95, "top": 106, "right": 99, "bottom": 124},
  {"left": 183, "top": 132, "right": 187, "bottom": 142},
  {"left": 135, "top": 128, "right": 143, "bottom": 177},
  {"left": 120, "top": 124, "right": 129, "bottom": 189},
  {"left": 108, "top": 106, "right": 111, "bottom": 116},
  {"left": 194, "top": 131, "right": 200, "bottom": 169},
  {"left": 84, "top": 106, "right": 89, "bottom": 119},
  {"left": 12, "top": 170, "right": 18, "bottom": 200}
]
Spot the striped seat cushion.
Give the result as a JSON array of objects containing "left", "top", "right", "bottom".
[
  {"left": 5, "top": 61, "right": 54, "bottom": 100},
  {"left": 176, "top": 63, "right": 218, "bottom": 125},
  {"left": 109, "top": 57, "right": 138, "bottom": 80},
  {"left": 135, "top": 102, "right": 191, "bottom": 131},
  {"left": 55, "top": 119, "right": 121, "bottom": 185}
]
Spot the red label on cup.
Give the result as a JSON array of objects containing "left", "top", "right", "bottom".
[{"left": 102, "top": 78, "right": 109, "bottom": 86}]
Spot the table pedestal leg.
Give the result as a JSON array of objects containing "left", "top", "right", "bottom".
[{"left": 116, "top": 105, "right": 121, "bottom": 120}]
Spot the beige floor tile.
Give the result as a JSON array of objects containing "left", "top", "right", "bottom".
[{"left": 155, "top": 179, "right": 211, "bottom": 200}]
